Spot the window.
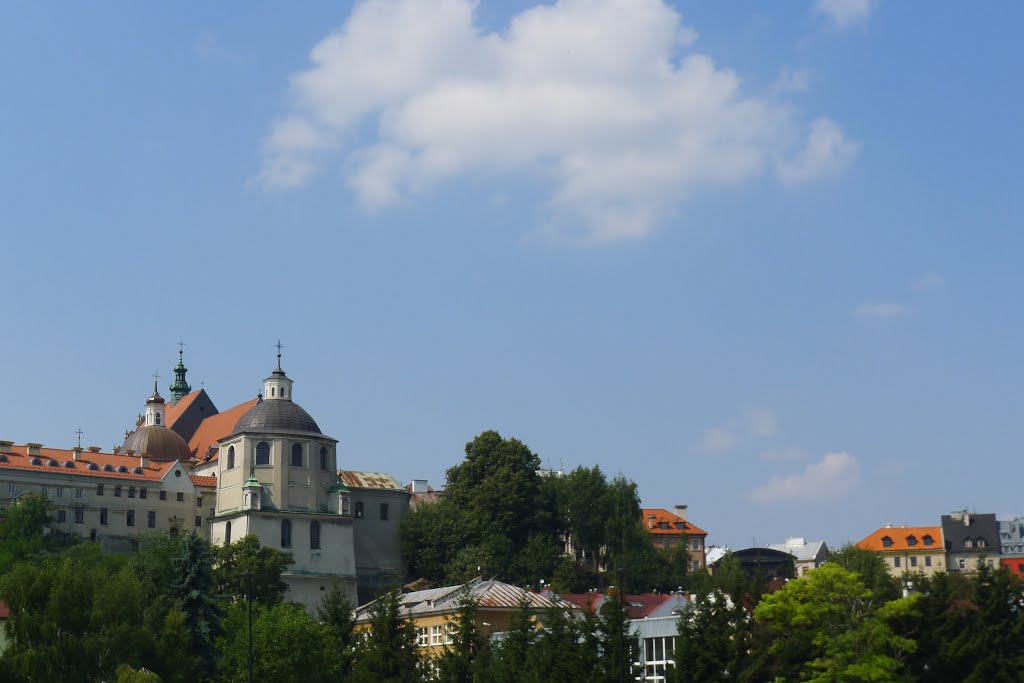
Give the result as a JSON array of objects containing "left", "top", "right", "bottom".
[
  {"left": 958, "top": 558, "right": 966, "bottom": 570},
  {"left": 910, "top": 556, "right": 918, "bottom": 567},
  {"left": 256, "top": 442, "right": 271, "bottom": 465},
  {"left": 74, "top": 507, "right": 84, "bottom": 524},
  {"left": 147, "top": 510, "right": 156, "bottom": 528},
  {"left": 659, "top": 522, "right": 669, "bottom": 530},
  {"left": 75, "top": 488, "right": 83, "bottom": 498},
  {"left": 225, "top": 521, "right": 232, "bottom": 545},
  {"left": 430, "top": 625, "right": 444, "bottom": 646},
  {"left": 881, "top": 536, "right": 893, "bottom": 548},
  {"left": 380, "top": 503, "right": 389, "bottom": 521},
  {"left": 56, "top": 487, "right": 64, "bottom": 498},
  {"left": 196, "top": 496, "right": 203, "bottom": 507},
  {"left": 310, "top": 521, "right": 321, "bottom": 550},
  {"left": 291, "top": 443, "right": 303, "bottom": 467},
  {"left": 127, "top": 510, "right": 135, "bottom": 527},
  {"left": 177, "top": 492, "right": 184, "bottom": 502},
  {"left": 281, "top": 519, "right": 292, "bottom": 548},
  {"left": 114, "top": 486, "right": 122, "bottom": 498},
  {"left": 41, "top": 486, "right": 48, "bottom": 496},
  {"left": 964, "top": 538, "right": 973, "bottom": 548},
  {"left": 155, "top": 413, "right": 161, "bottom": 425},
  {"left": 320, "top": 447, "right": 328, "bottom": 471},
  {"left": 925, "top": 556, "right": 932, "bottom": 567},
  {"left": 100, "top": 508, "right": 108, "bottom": 525},
  {"left": 416, "top": 627, "right": 429, "bottom": 647},
  {"left": 691, "top": 538, "right": 701, "bottom": 550},
  {"left": 128, "top": 487, "right": 135, "bottom": 498},
  {"left": 271, "top": 387, "right": 275, "bottom": 397},
  {"left": 355, "top": 502, "right": 364, "bottom": 519},
  {"left": 139, "top": 488, "right": 147, "bottom": 499},
  {"left": 923, "top": 535, "right": 934, "bottom": 546},
  {"left": 6, "top": 483, "right": 13, "bottom": 494},
  {"left": 893, "top": 557, "right": 901, "bottom": 568},
  {"left": 227, "top": 446, "right": 235, "bottom": 469},
  {"left": 977, "top": 538, "right": 986, "bottom": 548},
  {"left": 57, "top": 510, "right": 66, "bottom": 523},
  {"left": 159, "top": 491, "right": 167, "bottom": 501},
  {"left": 691, "top": 560, "right": 701, "bottom": 571},
  {"left": 906, "top": 535, "right": 917, "bottom": 546},
  {"left": 97, "top": 484, "right": 104, "bottom": 496},
  {"left": 195, "top": 515, "right": 202, "bottom": 527}
]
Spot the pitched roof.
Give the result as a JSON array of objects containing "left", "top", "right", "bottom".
[
  {"left": 941, "top": 513, "right": 1000, "bottom": 551},
  {"left": 165, "top": 390, "right": 201, "bottom": 427},
  {"left": 642, "top": 508, "right": 707, "bottom": 536},
  {"left": 190, "top": 475, "right": 217, "bottom": 488},
  {"left": 2, "top": 445, "right": 176, "bottom": 482},
  {"left": 766, "top": 539, "right": 829, "bottom": 562},
  {"left": 356, "top": 578, "right": 570, "bottom": 621},
  {"left": 188, "top": 399, "right": 259, "bottom": 461},
  {"left": 341, "top": 471, "right": 405, "bottom": 490},
  {"left": 857, "top": 526, "right": 943, "bottom": 553},
  {"left": 556, "top": 592, "right": 688, "bottom": 619}
]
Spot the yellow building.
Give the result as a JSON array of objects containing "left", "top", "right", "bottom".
[{"left": 856, "top": 525, "right": 946, "bottom": 577}]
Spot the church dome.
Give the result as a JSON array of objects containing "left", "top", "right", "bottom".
[
  {"left": 232, "top": 398, "right": 322, "bottom": 436},
  {"left": 123, "top": 425, "right": 193, "bottom": 462}
]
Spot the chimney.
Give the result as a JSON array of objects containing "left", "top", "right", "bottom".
[
  {"left": 71, "top": 447, "right": 83, "bottom": 461},
  {"left": 87, "top": 446, "right": 101, "bottom": 453},
  {"left": 139, "top": 455, "right": 149, "bottom": 468},
  {"left": 26, "top": 442, "right": 42, "bottom": 457},
  {"left": 412, "top": 479, "right": 428, "bottom": 494},
  {"left": 0, "top": 440, "right": 12, "bottom": 454},
  {"left": 647, "top": 514, "right": 657, "bottom": 529},
  {"left": 885, "top": 522, "right": 892, "bottom": 528},
  {"left": 674, "top": 504, "right": 688, "bottom": 520}
]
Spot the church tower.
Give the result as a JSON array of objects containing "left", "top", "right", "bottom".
[{"left": 169, "top": 344, "right": 191, "bottom": 402}]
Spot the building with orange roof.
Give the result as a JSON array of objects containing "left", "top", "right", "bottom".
[
  {"left": 642, "top": 506, "right": 708, "bottom": 571},
  {"left": 856, "top": 525, "right": 946, "bottom": 577}
]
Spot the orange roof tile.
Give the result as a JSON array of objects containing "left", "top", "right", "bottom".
[
  {"left": 857, "top": 526, "right": 943, "bottom": 553},
  {"left": 3, "top": 445, "right": 175, "bottom": 482},
  {"left": 190, "top": 475, "right": 217, "bottom": 488},
  {"left": 165, "top": 391, "right": 200, "bottom": 428},
  {"left": 188, "top": 399, "right": 259, "bottom": 461},
  {"left": 642, "top": 508, "right": 707, "bottom": 536}
]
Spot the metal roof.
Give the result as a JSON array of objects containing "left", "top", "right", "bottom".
[
  {"left": 356, "top": 578, "right": 572, "bottom": 621},
  {"left": 340, "top": 470, "right": 405, "bottom": 490}
]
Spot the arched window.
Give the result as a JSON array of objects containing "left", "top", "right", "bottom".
[
  {"left": 225, "top": 521, "right": 232, "bottom": 545},
  {"left": 117, "top": 466, "right": 128, "bottom": 473},
  {"left": 103, "top": 464, "right": 114, "bottom": 472},
  {"left": 310, "top": 521, "right": 321, "bottom": 550},
  {"left": 155, "top": 413, "right": 161, "bottom": 425},
  {"left": 30, "top": 457, "right": 41, "bottom": 466},
  {"left": 255, "top": 442, "right": 271, "bottom": 465},
  {"left": 64, "top": 461, "right": 75, "bottom": 468},
  {"left": 281, "top": 388, "right": 287, "bottom": 398},
  {"left": 320, "top": 447, "right": 328, "bottom": 471},
  {"left": 291, "top": 443, "right": 303, "bottom": 467},
  {"left": 227, "top": 445, "right": 235, "bottom": 469},
  {"left": 281, "top": 519, "right": 292, "bottom": 548}
]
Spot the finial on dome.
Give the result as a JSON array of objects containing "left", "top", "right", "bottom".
[{"left": 275, "top": 339, "right": 284, "bottom": 370}]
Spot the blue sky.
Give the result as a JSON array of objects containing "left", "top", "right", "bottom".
[{"left": 1, "top": 1, "right": 1021, "bottom": 550}]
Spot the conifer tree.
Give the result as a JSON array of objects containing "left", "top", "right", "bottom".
[{"left": 351, "top": 589, "right": 421, "bottom": 683}]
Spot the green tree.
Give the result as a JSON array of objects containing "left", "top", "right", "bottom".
[
  {"left": 596, "top": 589, "right": 636, "bottom": 683},
  {"left": 214, "top": 534, "right": 294, "bottom": 605},
  {"left": 217, "top": 601, "right": 345, "bottom": 683},
  {"left": 351, "top": 589, "right": 421, "bottom": 683},
  {"left": 400, "top": 500, "right": 480, "bottom": 583},
  {"left": 828, "top": 543, "right": 899, "bottom": 602},
  {"left": 172, "top": 531, "right": 223, "bottom": 680},
  {"left": 0, "top": 492, "right": 56, "bottom": 572},
  {"left": 435, "top": 594, "right": 489, "bottom": 683},
  {"left": 754, "top": 563, "right": 918, "bottom": 682},
  {"left": 318, "top": 580, "right": 357, "bottom": 677},
  {"left": 675, "top": 590, "right": 751, "bottom": 683},
  {"left": 485, "top": 601, "right": 537, "bottom": 683},
  {"left": 113, "top": 664, "right": 163, "bottom": 682}
]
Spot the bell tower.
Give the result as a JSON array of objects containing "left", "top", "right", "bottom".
[{"left": 169, "top": 341, "right": 191, "bottom": 402}]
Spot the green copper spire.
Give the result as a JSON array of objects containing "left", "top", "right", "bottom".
[{"left": 169, "top": 341, "right": 191, "bottom": 402}]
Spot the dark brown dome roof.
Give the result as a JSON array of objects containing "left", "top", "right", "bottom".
[
  {"left": 232, "top": 399, "right": 322, "bottom": 436},
  {"left": 123, "top": 425, "right": 193, "bottom": 462}
]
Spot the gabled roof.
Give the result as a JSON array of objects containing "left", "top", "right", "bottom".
[
  {"left": 2, "top": 445, "right": 176, "bottom": 482},
  {"left": 356, "top": 578, "right": 570, "bottom": 622},
  {"left": 642, "top": 508, "right": 707, "bottom": 536},
  {"left": 341, "top": 471, "right": 405, "bottom": 491},
  {"left": 189, "top": 399, "right": 259, "bottom": 461},
  {"left": 857, "top": 526, "right": 943, "bottom": 553},
  {"left": 165, "top": 390, "right": 201, "bottom": 427},
  {"left": 941, "top": 513, "right": 1000, "bottom": 552}
]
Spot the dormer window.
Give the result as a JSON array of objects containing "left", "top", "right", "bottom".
[
  {"left": 659, "top": 522, "right": 669, "bottom": 530},
  {"left": 907, "top": 535, "right": 917, "bottom": 546},
  {"left": 923, "top": 535, "right": 934, "bottom": 546},
  {"left": 977, "top": 538, "right": 986, "bottom": 548},
  {"left": 964, "top": 538, "right": 973, "bottom": 548},
  {"left": 881, "top": 536, "right": 893, "bottom": 548}
]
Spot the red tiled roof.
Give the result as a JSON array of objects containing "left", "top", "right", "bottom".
[
  {"left": 556, "top": 592, "right": 676, "bottom": 619},
  {"left": 188, "top": 399, "right": 259, "bottom": 461},
  {"left": 2, "top": 445, "right": 174, "bottom": 482},
  {"left": 857, "top": 526, "right": 942, "bottom": 553},
  {"left": 190, "top": 475, "right": 217, "bottom": 488},
  {"left": 642, "top": 508, "right": 707, "bottom": 537},
  {"left": 165, "top": 391, "right": 200, "bottom": 428}
]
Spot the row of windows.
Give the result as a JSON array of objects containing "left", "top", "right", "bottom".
[
  {"left": 892, "top": 555, "right": 934, "bottom": 568},
  {"left": 226, "top": 443, "right": 332, "bottom": 471},
  {"left": 95, "top": 484, "right": 189, "bottom": 503},
  {"left": 223, "top": 519, "right": 321, "bottom": 550},
  {"left": 0, "top": 455, "right": 147, "bottom": 475},
  {"left": 7, "top": 484, "right": 85, "bottom": 499},
  {"left": 963, "top": 537, "right": 987, "bottom": 548},
  {"left": 414, "top": 625, "right": 456, "bottom": 647},
  {"left": 352, "top": 502, "right": 389, "bottom": 520},
  {"left": 55, "top": 507, "right": 202, "bottom": 529},
  {"left": 881, "top": 534, "right": 936, "bottom": 548}
]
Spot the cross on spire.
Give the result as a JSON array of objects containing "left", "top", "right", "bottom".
[
  {"left": 275, "top": 339, "right": 284, "bottom": 369},
  {"left": 177, "top": 339, "right": 186, "bottom": 360},
  {"left": 75, "top": 428, "right": 83, "bottom": 449}
]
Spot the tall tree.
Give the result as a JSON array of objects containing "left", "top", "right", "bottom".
[
  {"left": 0, "top": 492, "right": 56, "bottom": 572},
  {"left": 485, "top": 601, "right": 537, "bottom": 683},
  {"left": 675, "top": 590, "right": 751, "bottom": 683},
  {"left": 172, "top": 532, "right": 223, "bottom": 680},
  {"left": 318, "top": 580, "right": 357, "bottom": 677},
  {"left": 214, "top": 534, "right": 294, "bottom": 605},
  {"left": 435, "top": 594, "right": 489, "bottom": 683},
  {"left": 351, "top": 590, "right": 421, "bottom": 683}
]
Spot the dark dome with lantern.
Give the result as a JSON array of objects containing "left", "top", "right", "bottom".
[{"left": 232, "top": 398, "right": 322, "bottom": 436}]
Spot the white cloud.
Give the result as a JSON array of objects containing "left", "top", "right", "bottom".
[
  {"left": 855, "top": 302, "right": 909, "bottom": 319},
  {"left": 759, "top": 445, "right": 808, "bottom": 462},
  {"left": 776, "top": 118, "right": 860, "bottom": 186},
  {"left": 914, "top": 271, "right": 944, "bottom": 292},
  {"left": 752, "top": 451, "right": 859, "bottom": 503},
  {"left": 814, "top": 0, "right": 873, "bottom": 29},
  {"left": 771, "top": 66, "right": 811, "bottom": 95},
  {"left": 745, "top": 409, "right": 778, "bottom": 438},
  {"left": 258, "top": 0, "right": 858, "bottom": 243},
  {"left": 700, "top": 426, "right": 739, "bottom": 455}
]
